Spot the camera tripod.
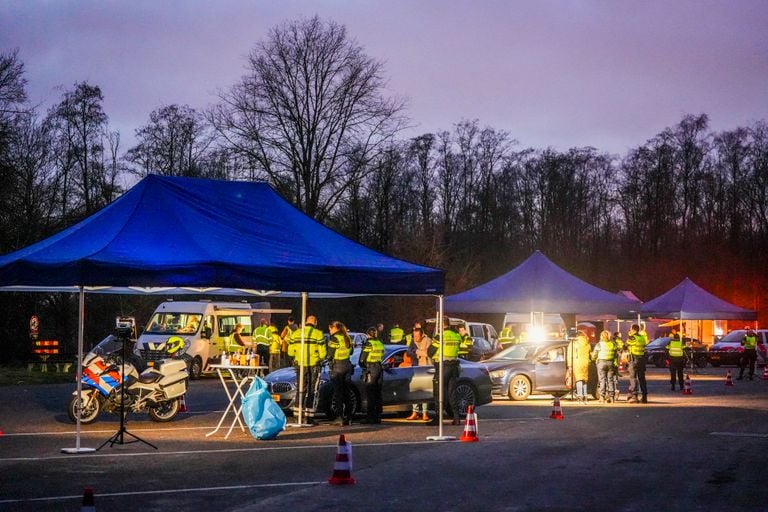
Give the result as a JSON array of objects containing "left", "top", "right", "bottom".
[{"left": 98, "top": 333, "right": 157, "bottom": 450}]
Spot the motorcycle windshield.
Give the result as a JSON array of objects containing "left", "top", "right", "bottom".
[{"left": 90, "top": 335, "right": 128, "bottom": 358}]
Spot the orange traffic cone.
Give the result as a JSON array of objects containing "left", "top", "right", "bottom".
[
  {"left": 725, "top": 370, "right": 734, "bottom": 387},
  {"left": 682, "top": 374, "right": 692, "bottom": 395},
  {"left": 81, "top": 487, "right": 95, "bottom": 512},
  {"left": 761, "top": 366, "right": 768, "bottom": 381},
  {"left": 178, "top": 394, "right": 188, "bottom": 413},
  {"left": 328, "top": 434, "right": 355, "bottom": 485},
  {"left": 549, "top": 397, "right": 564, "bottom": 420},
  {"left": 460, "top": 405, "right": 479, "bottom": 442}
]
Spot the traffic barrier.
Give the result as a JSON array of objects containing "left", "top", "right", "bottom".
[
  {"left": 328, "top": 434, "right": 355, "bottom": 485},
  {"left": 549, "top": 397, "right": 564, "bottom": 420},
  {"left": 178, "top": 394, "right": 188, "bottom": 413},
  {"left": 725, "top": 370, "right": 734, "bottom": 387},
  {"left": 762, "top": 366, "right": 768, "bottom": 381},
  {"left": 459, "top": 405, "right": 479, "bottom": 442},
  {"left": 682, "top": 374, "right": 692, "bottom": 395},
  {"left": 81, "top": 487, "right": 95, "bottom": 512}
]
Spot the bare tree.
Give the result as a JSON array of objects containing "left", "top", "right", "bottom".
[
  {"left": 0, "top": 49, "right": 27, "bottom": 116},
  {"left": 209, "top": 15, "right": 406, "bottom": 220}
]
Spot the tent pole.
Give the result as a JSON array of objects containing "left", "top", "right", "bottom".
[
  {"left": 61, "top": 286, "right": 95, "bottom": 453},
  {"left": 427, "top": 295, "right": 454, "bottom": 441},
  {"left": 288, "top": 292, "right": 311, "bottom": 428}
]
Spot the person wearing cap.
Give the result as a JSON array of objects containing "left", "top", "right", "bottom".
[
  {"left": 738, "top": 327, "right": 758, "bottom": 380},
  {"left": 625, "top": 324, "right": 649, "bottom": 403},
  {"left": 427, "top": 317, "right": 462, "bottom": 425},
  {"left": 359, "top": 327, "right": 385, "bottom": 424}
]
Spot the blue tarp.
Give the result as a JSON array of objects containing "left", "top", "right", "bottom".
[
  {"left": 0, "top": 175, "right": 444, "bottom": 295},
  {"left": 640, "top": 278, "right": 756, "bottom": 320},
  {"left": 444, "top": 251, "right": 639, "bottom": 315}
]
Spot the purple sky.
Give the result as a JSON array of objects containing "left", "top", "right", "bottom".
[{"left": 3, "top": 0, "right": 768, "bottom": 155}]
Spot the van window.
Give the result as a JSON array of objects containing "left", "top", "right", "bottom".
[
  {"left": 218, "top": 315, "right": 253, "bottom": 337},
  {"left": 470, "top": 325, "right": 484, "bottom": 338},
  {"left": 145, "top": 313, "right": 203, "bottom": 335}
]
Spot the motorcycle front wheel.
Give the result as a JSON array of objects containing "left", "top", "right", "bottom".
[
  {"left": 68, "top": 392, "right": 101, "bottom": 424},
  {"left": 148, "top": 399, "right": 180, "bottom": 422}
]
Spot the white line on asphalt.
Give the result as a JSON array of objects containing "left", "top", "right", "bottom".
[
  {"left": 709, "top": 431, "right": 768, "bottom": 438},
  {"left": 0, "top": 439, "right": 435, "bottom": 462},
  {"left": 0, "top": 481, "right": 324, "bottom": 505},
  {"left": 1, "top": 425, "right": 214, "bottom": 437}
]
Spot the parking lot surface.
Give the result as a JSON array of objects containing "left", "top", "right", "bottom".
[{"left": 1, "top": 367, "right": 767, "bottom": 511}]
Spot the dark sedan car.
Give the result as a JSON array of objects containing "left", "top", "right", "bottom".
[
  {"left": 482, "top": 341, "right": 570, "bottom": 401},
  {"left": 264, "top": 345, "right": 493, "bottom": 419},
  {"left": 645, "top": 336, "right": 707, "bottom": 368}
]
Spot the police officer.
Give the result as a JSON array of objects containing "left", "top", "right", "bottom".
[
  {"left": 227, "top": 323, "right": 252, "bottom": 353},
  {"left": 253, "top": 318, "right": 272, "bottom": 369},
  {"left": 327, "top": 321, "right": 354, "bottom": 425},
  {"left": 738, "top": 327, "right": 758, "bottom": 380},
  {"left": 591, "top": 330, "right": 617, "bottom": 403},
  {"left": 428, "top": 317, "right": 462, "bottom": 425},
  {"left": 359, "top": 327, "right": 385, "bottom": 424},
  {"left": 457, "top": 324, "right": 474, "bottom": 360},
  {"left": 625, "top": 324, "right": 648, "bottom": 403},
  {"left": 498, "top": 322, "right": 516, "bottom": 349},
  {"left": 389, "top": 323, "right": 405, "bottom": 344},
  {"left": 268, "top": 322, "right": 282, "bottom": 374},
  {"left": 666, "top": 332, "right": 685, "bottom": 390},
  {"left": 288, "top": 315, "right": 326, "bottom": 422}
]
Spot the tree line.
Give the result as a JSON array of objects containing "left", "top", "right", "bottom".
[{"left": 1, "top": 17, "right": 765, "bottom": 362}]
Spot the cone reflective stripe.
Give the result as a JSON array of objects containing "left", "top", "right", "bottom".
[
  {"left": 178, "top": 394, "right": 188, "bottom": 413},
  {"left": 762, "top": 366, "right": 768, "bottom": 381},
  {"left": 725, "top": 370, "right": 734, "bottom": 387},
  {"left": 81, "top": 487, "right": 95, "bottom": 512},
  {"left": 682, "top": 374, "right": 692, "bottom": 395},
  {"left": 328, "top": 434, "right": 355, "bottom": 485},
  {"left": 549, "top": 397, "right": 564, "bottom": 420},
  {"left": 460, "top": 404, "right": 479, "bottom": 442}
]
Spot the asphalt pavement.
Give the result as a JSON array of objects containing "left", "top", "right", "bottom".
[{"left": 1, "top": 367, "right": 767, "bottom": 511}]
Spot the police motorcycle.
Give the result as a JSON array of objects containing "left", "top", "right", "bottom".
[{"left": 67, "top": 327, "right": 189, "bottom": 424}]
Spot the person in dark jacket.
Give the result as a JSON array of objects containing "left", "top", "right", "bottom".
[
  {"left": 359, "top": 327, "right": 385, "bottom": 424},
  {"left": 327, "top": 321, "right": 354, "bottom": 425}
]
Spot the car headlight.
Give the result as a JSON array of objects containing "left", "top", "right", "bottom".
[{"left": 490, "top": 370, "right": 506, "bottom": 379}]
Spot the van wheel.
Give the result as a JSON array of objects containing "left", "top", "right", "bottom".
[{"left": 189, "top": 356, "right": 203, "bottom": 380}]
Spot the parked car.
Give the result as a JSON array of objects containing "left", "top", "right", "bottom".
[
  {"left": 645, "top": 336, "right": 707, "bottom": 368},
  {"left": 709, "top": 329, "right": 768, "bottom": 367},
  {"left": 482, "top": 341, "right": 571, "bottom": 401},
  {"left": 264, "top": 344, "right": 493, "bottom": 419},
  {"left": 426, "top": 317, "right": 502, "bottom": 358}
]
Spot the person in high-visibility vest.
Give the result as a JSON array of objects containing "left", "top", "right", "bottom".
[
  {"left": 498, "top": 322, "right": 516, "bottom": 349},
  {"left": 268, "top": 323, "right": 282, "bottom": 374},
  {"left": 457, "top": 324, "right": 474, "bottom": 360},
  {"left": 427, "top": 318, "right": 462, "bottom": 425},
  {"left": 738, "top": 328, "right": 758, "bottom": 380},
  {"left": 227, "top": 323, "right": 252, "bottom": 352},
  {"left": 253, "top": 319, "right": 272, "bottom": 369},
  {"left": 625, "top": 324, "right": 648, "bottom": 403},
  {"left": 591, "top": 330, "right": 617, "bottom": 403},
  {"left": 327, "top": 321, "right": 354, "bottom": 425},
  {"left": 666, "top": 332, "right": 685, "bottom": 390},
  {"left": 389, "top": 324, "right": 405, "bottom": 344},
  {"left": 288, "top": 315, "right": 327, "bottom": 419},
  {"left": 360, "top": 326, "right": 385, "bottom": 424}
]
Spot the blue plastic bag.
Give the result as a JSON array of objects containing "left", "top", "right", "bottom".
[{"left": 241, "top": 376, "right": 286, "bottom": 440}]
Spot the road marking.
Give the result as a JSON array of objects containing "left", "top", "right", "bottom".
[
  {"left": 1, "top": 425, "right": 214, "bottom": 437},
  {"left": 0, "top": 481, "right": 324, "bottom": 505},
  {"left": 709, "top": 431, "right": 768, "bottom": 438}
]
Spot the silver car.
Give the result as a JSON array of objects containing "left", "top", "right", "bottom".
[
  {"left": 264, "top": 344, "right": 493, "bottom": 418},
  {"left": 483, "top": 341, "right": 570, "bottom": 401}
]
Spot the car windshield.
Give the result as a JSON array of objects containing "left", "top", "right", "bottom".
[
  {"left": 145, "top": 313, "right": 203, "bottom": 335},
  {"left": 490, "top": 344, "right": 536, "bottom": 361},
  {"left": 719, "top": 330, "right": 747, "bottom": 343}
]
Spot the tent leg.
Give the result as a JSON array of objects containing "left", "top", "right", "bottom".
[
  {"left": 287, "top": 291, "right": 313, "bottom": 428},
  {"left": 427, "top": 294, "right": 455, "bottom": 442},
  {"left": 61, "top": 286, "right": 95, "bottom": 453}
]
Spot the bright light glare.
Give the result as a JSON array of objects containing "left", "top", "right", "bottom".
[{"left": 529, "top": 326, "right": 547, "bottom": 343}]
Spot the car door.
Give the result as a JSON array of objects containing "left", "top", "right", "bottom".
[
  {"left": 381, "top": 348, "right": 416, "bottom": 405},
  {"left": 534, "top": 345, "right": 567, "bottom": 391}
]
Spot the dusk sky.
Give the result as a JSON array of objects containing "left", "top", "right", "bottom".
[{"left": 3, "top": 0, "right": 768, "bottom": 155}]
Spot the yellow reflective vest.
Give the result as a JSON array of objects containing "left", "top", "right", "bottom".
[
  {"left": 431, "top": 329, "right": 461, "bottom": 362},
  {"left": 288, "top": 325, "right": 327, "bottom": 366}
]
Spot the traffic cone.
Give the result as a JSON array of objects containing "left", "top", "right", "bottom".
[
  {"left": 81, "top": 487, "right": 95, "bottom": 512},
  {"left": 459, "top": 405, "right": 479, "bottom": 442},
  {"left": 761, "top": 366, "right": 768, "bottom": 381},
  {"left": 725, "top": 370, "right": 734, "bottom": 387},
  {"left": 328, "top": 434, "right": 355, "bottom": 485},
  {"left": 682, "top": 374, "right": 692, "bottom": 395},
  {"left": 178, "top": 394, "right": 188, "bottom": 413},
  {"left": 549, "top": 397, "right": 564, "bottom": 420}
]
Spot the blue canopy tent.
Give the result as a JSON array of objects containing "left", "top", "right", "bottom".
[
  {"left": 640, "top": 277, "right": 757, "bottom": 321},
  {"left": 445, "top": 251, "right": 639, "bottom": 316},
  {"left": 0, "top": 175, "right": 445, "bottom": 447}
]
